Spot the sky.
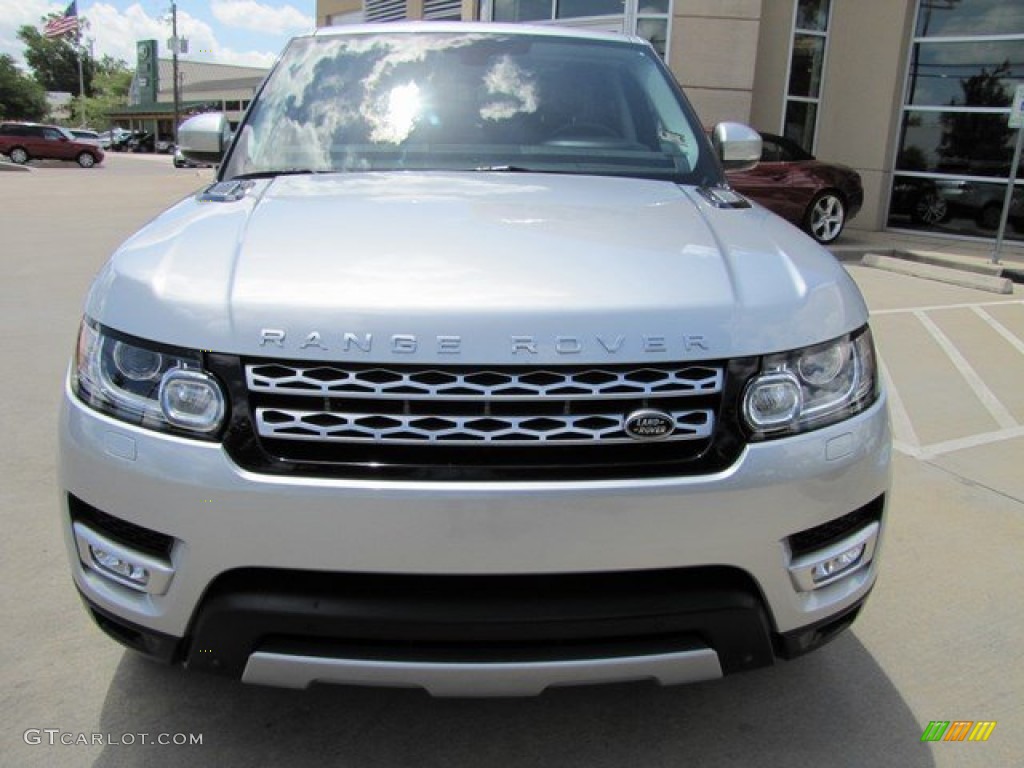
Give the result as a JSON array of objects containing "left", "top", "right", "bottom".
[{"left": 1, "top": 0, "right": 316, "bottom": 71}]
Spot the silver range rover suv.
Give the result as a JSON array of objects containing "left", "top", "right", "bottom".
[{"left": 59, "top": 23, "right": 891, "bottom": 697}]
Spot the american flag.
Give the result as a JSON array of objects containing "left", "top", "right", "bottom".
[{"left": 43, "top": 1, "right": 79, "bottom": 38}]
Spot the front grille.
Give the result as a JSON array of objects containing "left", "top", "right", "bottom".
[
  {"left": 246, "top": 363, "right": 724, "bottom": 400},
  {"left": 255, "top": 407, "right": 714, "bottom": 445},
  {"left": 211, "top": 356, "right": 754, "bottom": 481}
]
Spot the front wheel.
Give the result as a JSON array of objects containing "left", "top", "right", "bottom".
[
  {"left": 77, "top": 152, "right": 96, "bottom": 168},
  {"left": 805, "top": 191, "right": 846, "bottom": 244},
  {"left": 9, "top": 147, "right": 29, "bottom": 164}
]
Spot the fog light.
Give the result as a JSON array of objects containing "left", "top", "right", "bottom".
[
  {"left": 788, "top": 522, "right": 879, "bottom": 592},
  {"left": 159, "top": 369, "right": 225, "bottom": 432},
  {"left": 73, "top": 522, "right": 176, "bottom": 595},
  {"left": 90, "top": 546, "right": 150, "bottom": 586},
  {"left": 811, "top": 543, "right": 865, "bottom": 584}
]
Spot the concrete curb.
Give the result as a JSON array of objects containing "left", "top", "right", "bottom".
[
  {"left": 0, "top": 160, "right": 31, "bottom": 172},
  {"left": 860, "top": 253, "right": 1014, "bottom": 294}
]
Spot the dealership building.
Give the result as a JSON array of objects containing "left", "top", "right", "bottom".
[
  {"left": 111, "top": 42, "right": 269, "bottom": 143},
  {"left": 314, "top": 0, "right": 1023, "bottom": 242}
]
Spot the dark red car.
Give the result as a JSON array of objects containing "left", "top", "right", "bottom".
[
  {"left": 727, "top": 132, "right": 862, "bottom": 244},
  {"left": 0, "top": 121, "right": 104, "bottom": 168}
]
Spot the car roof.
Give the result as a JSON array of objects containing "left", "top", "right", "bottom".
[
  {"left": 2, "top": 121, "right": 67, "bottom": 130},
  {"left": 311, "top": 21, "right": 643, "bottom": 47}
]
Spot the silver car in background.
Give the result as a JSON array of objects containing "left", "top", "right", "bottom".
[{"left": 60, "top": 23, "right": 890, "bottom": 697}]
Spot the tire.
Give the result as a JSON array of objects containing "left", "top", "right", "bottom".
[
  {"left": 77, "top": 152, "right": 97, "bottom": 169},
  {"left": 804, "top": 191, "right": 846, "bottom": 244},
  {"left": 910, "top": 192, "right": 948, "bottom": 225},
  {"left": 977, "top": 202, "right": 1001, "bottom": 230},
  {"left": 9, "top": 147, "right": 29, "bottom": 164}
]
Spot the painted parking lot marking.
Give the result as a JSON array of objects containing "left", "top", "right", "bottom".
[
  {"left": 913, "top": 310, "right": 1017, "bottom": 429},
  {"left": 972, "top": 306, "right": 1024, "bottom": 355},
  {"left": 871, "top": 299, "right": 1024, "bottom": 459},
  {"left": 871, "top": 299, "right": 1024, "bottom": 316}
]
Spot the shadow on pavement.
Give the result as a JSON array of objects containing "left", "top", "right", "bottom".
[{"left": 92, "top": 631, "right": 934, "bottom": 768}]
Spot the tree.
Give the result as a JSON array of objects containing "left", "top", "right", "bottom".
[
  {"left": 79, "top": 56, "right": 133, "bottom": 127},
  {"left": 939, "top": 61, "right": 1014, "bottom": 175},
  {"left": 0, "top": 54, "right": 48, "bottom": 121},
  {"left": 17, "top": 21, "right": 96, "bottom": 97}
]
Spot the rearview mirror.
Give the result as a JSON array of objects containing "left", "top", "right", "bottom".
[
  {"left": 712, "top": 122, "right": 762, "bottom": 172},
  {"left": 178, "top": 112, "right": 231, "bottom": 165}
]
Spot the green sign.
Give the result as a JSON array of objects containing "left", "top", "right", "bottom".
[{"left": 136, "top": 40, "right": 158, "bottom": 105}]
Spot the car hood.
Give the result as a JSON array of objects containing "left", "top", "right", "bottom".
[{"left": 86, "top": 172, "right": 868, "bottom": 363}]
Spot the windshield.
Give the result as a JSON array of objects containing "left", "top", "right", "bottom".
[{"left": 221, "top": 30, "right": 715, "bottom": 184}]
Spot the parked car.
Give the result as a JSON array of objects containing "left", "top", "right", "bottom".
[
  {"left": 727, "top": 132, "right": 863, "bottom": 244},
  {"left": 123, "top": 130, "right": 155, "bottom": 153},
  {"left": 172, "top": 145, "right": 211, "bottom": 168},
  {"left": 61, "top": 24, "right": 889, "bottom": 696},
  {"left": 69, "top": 129, "right": 101, "bottom": 146},
  {"left": 0, "top": 121, "right": 104, "bottom": 168},
  {"left": 890, "top": 176, "right": 1024, "bottom": 234},
  {"left": 98, "top": 128, "right": 132, "bottom": 150}
]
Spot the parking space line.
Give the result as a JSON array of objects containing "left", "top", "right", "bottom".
[
  {"left": 879, "top": 357, "right": 921, "bottom": 455},
  {"left": 972, "top": 306, "right": 1024, "bottom": 356},
  {"left": 872, "top": 299, "right": 1024, "bottom": 316},
  {"left": 918, "top": 425, "right": 1024, "bottom": 460},
  {"left": 913, "top": 310, "right": 1018, "bottom": 430}
]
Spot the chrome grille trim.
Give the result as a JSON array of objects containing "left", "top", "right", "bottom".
[
  {"left": 255, "top": 408, "right": 714, "bottom": 445},
  {"left": 246, "top": 363, "right": 724, "bottom": 401}
]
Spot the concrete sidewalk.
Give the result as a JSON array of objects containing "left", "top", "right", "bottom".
[
  {"left": 830, "top": 227, "right": 1024, "bottom": 278},
  {"left": 827, "top": 227, "right": 1024, "bottom": 296}
]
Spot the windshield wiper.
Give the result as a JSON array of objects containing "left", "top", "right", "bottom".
[
  {"left": 230, "top": 168, "right": 330, "bottom": 180},
  {"left": 473, "top": 165, "right": 573, "bottom": 174}
]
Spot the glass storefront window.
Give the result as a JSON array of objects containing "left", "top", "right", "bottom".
[
  {"left": 557, "top": 0, "right": 624, "bottom": 18},
  {"left": 889, "top": 175, "right": 1024, "bottom": 236},
  {"left": 784, "top": 100, "right": 818, "bottom": 152},
  {"left": 784, "top": 1, "right": 830, "bottom": 153},
  {"left": 638, "top": 0, "right": 669, "bottom": 13},
  {"left": 906, "top": 41, "right": 1023, "bottom": 107},
  {"left": 636, "top": 18, "right": 668, "bottom": 58},
  {"left": 897, "top": 111, "right": 1024, "bottom": 177},
  {"left": 789, "top": 34, "right": 827, "bottom": 99},
  {"left": 493, "top": 0, "right": 552, "bottom": 22},
  {"left": 796, "top": 0, "right": 829, "bottom": 32},
  {"left": 490, "top": 1, "right": 671, "bottom": 61},
  {"left": 915, "top": 0, "right": 1024, "bottom": 38},
  {"left": 890, "top": 1, "right": 1024, "bottom": 241}
]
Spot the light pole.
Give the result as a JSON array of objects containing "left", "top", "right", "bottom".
[{"left": 171, "top": 1, "right": 181, "bottom": 145}]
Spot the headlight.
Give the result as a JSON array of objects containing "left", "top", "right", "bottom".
[
  {"left": 743, "top": 327, "right": 877, "bottom": 438},
  {"left": 73, "top": 320, "right": 226, "bottom": 438}
]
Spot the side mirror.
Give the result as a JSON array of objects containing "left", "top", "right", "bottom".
[
  {"left": 178, "top": 112, "right": 231, "bottom": 165},
  {"left": 712, "top": 122, "right": 762, "bottom": 172}
]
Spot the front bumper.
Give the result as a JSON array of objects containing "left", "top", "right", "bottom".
[{"left": 60, "top": 379, "right": 891, "bottom": 695}]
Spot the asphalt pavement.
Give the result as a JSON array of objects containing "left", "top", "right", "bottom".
[{"left": 1, "top": 154, "right": 1021, "bottom": 768}]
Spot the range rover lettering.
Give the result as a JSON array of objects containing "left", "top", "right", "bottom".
[{"left": 59, "top": 23, "right": 891, "bottom": 697}]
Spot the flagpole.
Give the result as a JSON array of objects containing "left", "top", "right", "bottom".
[{"left": 76, "top": 22, "right": 86, "bottom": 127}]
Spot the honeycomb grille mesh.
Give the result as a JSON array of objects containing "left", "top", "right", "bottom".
[
  {"left": 255, "top": 408, "right": 714, "bottom": 445},
  {"left": 243, "top": 361, "right": 725, "bottom": 451},
  {"left": 246, "top": 363, "right": 723, "bottom": 401}
]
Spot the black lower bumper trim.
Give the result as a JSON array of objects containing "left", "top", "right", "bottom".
[
  {"left": 79, "top": 590, "right": 182, "bottom": 664},
  {"left": 78, "top": 573, "right": 871, "bottom": 687},
  {"left": 184, "top": 567, "right": 777, "bottom": 679},
  {"left": 774, "top": 591, "right": 871, "bottom": 659}
]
